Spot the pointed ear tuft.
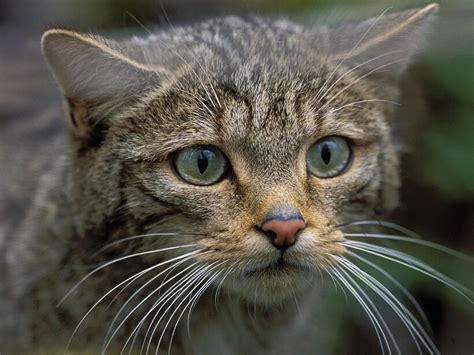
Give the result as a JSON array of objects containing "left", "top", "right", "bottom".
[{"left": 327, "top": 3, "right": 439, "bottom": 81}]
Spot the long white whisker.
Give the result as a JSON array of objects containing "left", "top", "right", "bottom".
[
  {"left": 58, "top": 244, "right": 198, "bottom": 306},
  {"left": 150, "top": 269, "right": 211, "bottom": 354},
  {"left": 326, "top": 269, "right": 349, "bottom": 301},
  {"left": 291, "top": 287, "right": 302, "bottom": 317},
  {"left": 344, "top": 233, "right": 473, "bottom": 261},
  {"left": 343, "top": 241, "right": 474, "bottom": 303},
  {"left": 137, "top": 268, "right": 204, "bottom": 354},
  {"left": 213, "top": 263, "right": 236, "bottom": 312},
  {"left": 65, "top": 250, "right": 199, "bottom": 352},
  {"left": 341, "top": 220, "right": 422, "bottom": 239},
  {"left": 165, "top": 266, "right": 223, "bottom": 355},
  {"left": 339, "top": 258, "right": 423, "bottom": 354},
  {"left": 146, "top": 263, "right": 219, "bottom": 355},
  {"left": 185, "top": 268, "right": 221, "bottom": 332},
  {"left": 103, "top": 262, "right": 202, "bottom": 353},
  {"left": 339, "top": 257, "right": 440, "bottom": 354},
  {"left": 346, "top": 250, "right": 434, "bottom": 337},
  {"left": 253, "top": 282, "right": 259, "bottom": 319},
  {"left": 97, "top": 233, "right": 202, "bottom": 253},
  {"left": 104, "top": 254, "right": 204, "bottom": 349},
  {"left": 125, "top": 264, "right": 207, "bottom": 354},
  {"left": 190, "top": 264, "right": 231, "bottom": 337},
  {"left": 105, "top": 251, "right": 200, "bottom": 312},
  {"left": 330, "top": 267, "right": 389, "bottom": 355},
  {"left": 337, "top": 265, "right": 400, "bottom": 354}
]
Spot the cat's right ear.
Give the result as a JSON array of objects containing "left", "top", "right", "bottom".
[
  {"left": 320, "top": 3, "right": 439, "bottom": 86},
  {"left": 41, "top": 29, "right": 163, "bottom": 137}
]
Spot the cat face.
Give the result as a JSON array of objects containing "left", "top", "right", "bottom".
[
  {"left": 114, "top": 69, "right": 390, "bottom": 302},
  {"left": 42, "top": 5, "right": 437, "bottom": 303}
]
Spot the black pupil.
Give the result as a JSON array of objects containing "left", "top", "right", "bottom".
[
  {"left": 321, "top": 144, "right": 331, "bottom": 165},
  {"left": 197, "top": 151, "right": 209, "bottom": 174}
]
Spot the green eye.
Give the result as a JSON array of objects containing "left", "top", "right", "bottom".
[
  {"left": 307, "top": 136, "right": 352, "bottom": 178},
  {"left": 173, "top": 146, "right": 228, "bottom": 185}
]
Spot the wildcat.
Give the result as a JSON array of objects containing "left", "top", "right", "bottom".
[{"left": 1, "top": 2, "right": 471, "bottom": 354}]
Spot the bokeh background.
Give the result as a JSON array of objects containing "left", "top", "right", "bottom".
[{"left": 1, "top": 0, "right": 472, "bottom": 353}]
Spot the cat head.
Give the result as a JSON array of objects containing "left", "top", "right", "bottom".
[{"left": 42, "top": 4, "right": 438, "bottom": 303}]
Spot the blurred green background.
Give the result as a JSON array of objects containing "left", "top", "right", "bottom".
[{"left": 1, "top": 0, "right": 472, "bottom": 353}]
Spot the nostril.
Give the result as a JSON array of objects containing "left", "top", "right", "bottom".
[{"left": 262, "top": 229, "right": 277, "bottom": 241}]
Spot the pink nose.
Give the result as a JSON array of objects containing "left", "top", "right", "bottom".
[{"left": 261, "top": 218, "right": 306, "bottom": 249}]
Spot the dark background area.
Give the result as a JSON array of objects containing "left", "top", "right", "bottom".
[{"left": 0, "top": 0, "right": 472, "bottom": 353}]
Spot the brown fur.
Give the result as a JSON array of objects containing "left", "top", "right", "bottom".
[{"left": 1, "top": 4, "right": 439, "bottom": 354}]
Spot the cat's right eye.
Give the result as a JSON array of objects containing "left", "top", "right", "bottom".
[
  {"left": 307, "top": 136, "right": 352, "bottom": 178},
  {"left": 172, "top": 146, "right": 229, "bottom": 186}
]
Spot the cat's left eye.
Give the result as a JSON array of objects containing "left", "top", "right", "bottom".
[
  {"left": 172, "top": 146, "right": 228, "bottom": 186},
  {"left": 307, "top": 136, "right": 352, "bottom": 178}
]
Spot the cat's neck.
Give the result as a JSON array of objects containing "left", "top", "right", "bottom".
[{"left": 180, "top": 289, "right": 319, "bottom": 354}]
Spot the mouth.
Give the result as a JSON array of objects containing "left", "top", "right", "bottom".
[
  {"left": 226, "top": 256, "right": 312, "bottom": 303},
  {"left": 244, "top": 258, "right": 306, "bottom": 277}
]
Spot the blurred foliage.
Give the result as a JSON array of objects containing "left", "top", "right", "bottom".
[
  {"left": 418, "top": 57, "right": 474, "bottom": 199},
  {"left": 423, "top": 112, "right": 474, "bottom": 198}
]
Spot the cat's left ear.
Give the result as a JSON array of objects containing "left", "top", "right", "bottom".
[{"left": 324, "top": 3, "right": 439, "bottom": 83}]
